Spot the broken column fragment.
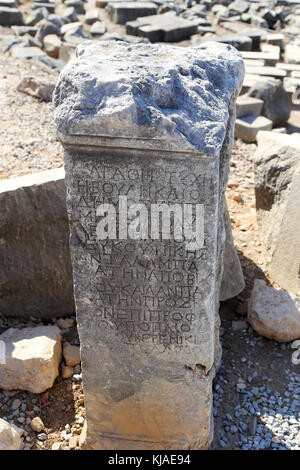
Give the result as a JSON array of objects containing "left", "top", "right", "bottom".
[
  {"left": 254, "top": 131, "right": 300, "bottom": 297},
  {"left": 53, "top": 41, "right": 244, "bottom": 450}
]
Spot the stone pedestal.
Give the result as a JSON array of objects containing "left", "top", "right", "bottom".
[{"left": 54, "top": 41, "right": 244, "bottom": 450}]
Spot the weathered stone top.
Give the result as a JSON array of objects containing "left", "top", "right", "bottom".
[{"left": 53, "top": 40, "right": 244, "bottom": 155}]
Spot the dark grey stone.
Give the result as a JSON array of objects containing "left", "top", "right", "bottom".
[
  {"left": 0, "top": 0, "right": 16, "bottom": 7},
  {"left": 261, "top": 9, "right": 278, "bottom": 28},
  {"left": 19, "top": 34, "right": 42, "bottom": 48},
  {"left": 33, "top": 0, "right": 54, "bottom": 3},
  {"left": 107, "top": 1, "right": 158, "bottom": 24},
  {"left": 0, "top": 6, "right": 23, "bottom": 25},
  {"left": 0, "top": 169, "right": 75, "bottom": 320},
  {"left": 242, "top": 28, "right": 264, "bottom": 50},
  {"left": 64, "top": 0, "right": 85, "bottom": 14},
  {"left": 251, "top": 15, "right": 268, "bottom": 28}
]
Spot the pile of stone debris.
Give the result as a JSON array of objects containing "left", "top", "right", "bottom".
[{"left": 1, "top": 0, "right": 300, "bottom": 140}]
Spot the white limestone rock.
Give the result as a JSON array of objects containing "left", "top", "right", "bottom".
[
  {"left": 248, "top": 279, "right": 300, "bottom": 342},
  {"left": 0, "top": 326, "right": 62, "bottom": 393}
]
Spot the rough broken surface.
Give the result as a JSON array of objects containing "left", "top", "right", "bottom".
[
  {"left": 248, "top": 279, "right": 300, "bottom": 342},
  {"left": 0, "top": 326, "right": 62, "bottom": 393},
  {"left": 53, "top": 40, "right": 244, "bottom": 156},
  {"left": 17, "top": 76, "right": 55, "bottom": 102},
  {"left": 54, "top": 41, "right": 244, "bottom": 450}
]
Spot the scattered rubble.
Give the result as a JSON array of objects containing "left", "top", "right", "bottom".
[
  {"left": 17, "top": 75, "right": 55, "bottom": 101},
  {"left": 0, "top": 0, "right": 298, "bottom": 87}
]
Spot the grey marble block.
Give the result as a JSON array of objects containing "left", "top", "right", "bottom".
[{"left": 54, "top": 41, "right": 244, "bottom": 449}]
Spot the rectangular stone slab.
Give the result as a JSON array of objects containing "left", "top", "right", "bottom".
[
  {"left": 107, "top": 2, "right": 158, "bottom": 24},
  {"left": 244, "top": 65, "right": 286, "bottom": 78},
  {"left": 54, "top": 41, "right": 244, "bottom": 449},
  {"left": 0, "top": 168, "right": 74, "bottom": 319},
  {"left": 126, "top": 12, "right": 198, "bottom": 42},
  {"left": 63, "top": 142, "right": 218, "bottom": 449}
]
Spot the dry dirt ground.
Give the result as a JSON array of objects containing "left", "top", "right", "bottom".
[
  {"left": 0, "top": 51, "right": 61, "bottom": 180},
  {"left": 0, "top": 46, "right": 300, "bottom": 450}
]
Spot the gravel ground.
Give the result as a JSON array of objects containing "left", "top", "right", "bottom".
[{"left": 211, "top": 300, "right": 300, "bottom": 450}]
